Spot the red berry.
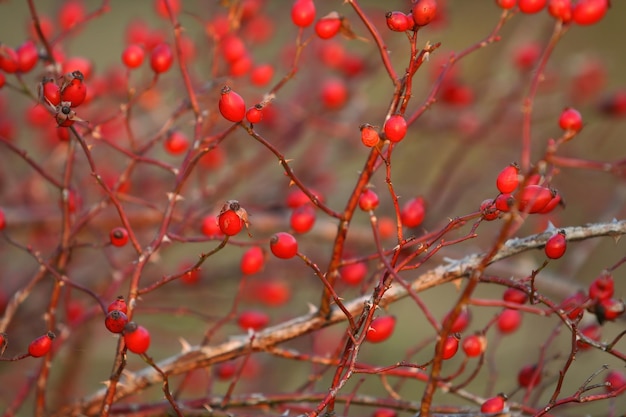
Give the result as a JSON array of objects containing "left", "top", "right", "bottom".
[
  {"left": 0, "top": 72, "right": 4, "bottom": 89},
  {"left": 497, "top": 309, "right": 522, "bottom": 334},
  {"left": 411, "top": 0, "right": 438, "bottom": 26},
  {"left": 589, "top": 274, "right": 614, "bottom": 301},
  {"left": 386, "top": 11, "right": 413, "bottom": 32},
  {"left": 104, "top": 310, "right": 129, "bottom": 334},
  {"left": 180, "top": 264, "right": 200, "bottom": 285},
  {"left": 257, "top": 280, "right": 291, "bottom": 306},
  {"left": 291, "top": 0, "right": 316, "bottom": 28},
  {"left": 28, "top": 331, "right": 55, "bottom": 357},
  {"left": 315, "top": 14, "right": 342, "bottom": 40},
  {"left": 383, "top": 114, "right": 407, "bottom": 143},
  {"left": 446, "top": 307, "right": 471, "bottom": 333},
  {"left": 16, "top": 40, "right": 39, "bottom": 73},
  {"left": 154, "top": 0, "right": 181, "bottom": 18},
  {"left": 122, "top": 44, "right": 145, "bottom": 69},
  {"left": 481, "top": 394, "right": 507, "bottom": 413},
  {"left": 518, "top": 364, "right": 542, "bottom": 387},
  {"left": 107, "top": 296, "right": 128, "bottom": 314},
  {"left": 60, "top": 71, "right": 87, "bottom": 107},
  {"left": 593, "top": 298, "right": 625, "bottom": 324},
  {"left": 218, "top": 209, "right": 243, "bottom": 236},
  {"left": 548, "top": 0, "right": 573, "bottom": 21},
  {"left": 340, "top": 262, "right": 368, "bottom": 286},
  {"left": 496, "top": 163, "right": 520, "bottom": 194},
  {"left": 290, "top": 204, "right": 316, "bottom": 234},
  {"left": 237, "top": 310, "right": 269, "bottom": 331},
  {"left": 269, "top": 232, "right": 298, "bottom": 259},
  {"left": 246, "top": 105, "right": 264, "bottom": 124},
  {"left": 359, "top": 189, "right": 380, "bottom": 211},
  {"left": 0, "top": 332, "right": 7, "bottom": 354},
  {"left": 605, "top": 370, "right": 626, "bottom": 393},
  {"left": 503, "top": 287, "right": 528, "bottom": 304},
  {"left": 360, "top": 124, "right": 380, "bottom": 147},
  {"left": 496, "top": 0, "right": 517, "bottom": 9},
  {"left": 164, "top": 130, "right": 189, "bottom": 155},
  {"left": 0, "top": 46, "right": 19, "bottom": 73},
  {"left": 366, "top": 316, "right": 396, "bottom": 343},
  {"left": 495, "top": 193, "right": 514, "bottom": 212},
  {"left": 250, "top": 63, "right": 274, "bottom": 86},
  {"left": 559, "top": 292, "right": 587, "bottom": 320},
  {"left": 0, "top": 208, "right": 5, "bottom": 230},
  {"left": 321, "top": 78, "right": 348, "bottom": 109},
  {"left": 518, "top": 0, "right": 547, "bottom": 13},
  {"left": 219, "top": 86, "right": 246, "bottom": 122},
  {"left": 150, "top": 42, "right": 174, "bottom": 73},
  {"left": 441, "top": 335, "right": 459, "bottom": 360},
  {"left": 545, "top": 231, "right": 567, "bottom": 259},
  {"left": 215, "top": 361, "right": 237, "bottom": 380},
  {"left": 559, "top": 107, "right": 583, "bottom": 132},
  {"left": 220, "top": 34, "right": 247, "bottom": 63},
  {"left": 462, "top": 334, "right": 487, "bottom": 357},
  {"left": 62, "top": 56, "right": 93, "bottom": 80},
  {"left": 201, "top": 214, "right": 223, "bottom": 237},
  {"left": 58, "top": 0, "right": 85, "bottom": 31},
  {"left": 124, "top": 322, "right": 151, "bottom": 354},
  {"left": 480, "top": 198, "right": 500, "bottom": 221},
  {"left": 538, "top": 193, "right": 562, "bottom": 214},
  {"left": 513, "top": 42, "right": 541, "bottom": 72},
  {"left": 572, "top": 0, "right": 609, "bottom": 26},
  {"left": 110, "top": 227, "right": 129, "bottom": 247},
  {"left": 400, "top": 196, "right": 425, "bottom": 228},
  {"left": 515, "top": 185, "right": 555, "bottom": 213},
  {"left": 240, "top": 246, "right": 265, "bottom": 275},
  {"left": 372, "top": 408, "right": 397, "bottom": 417}
]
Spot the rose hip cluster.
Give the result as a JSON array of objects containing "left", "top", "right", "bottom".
[{"left": 104, "top": 296, "right": 151, "bottom": 354}]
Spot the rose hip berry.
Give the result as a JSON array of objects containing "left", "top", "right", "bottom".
[
  {"left": 605, "top": 370, "right": 626, "bottom": 393},
  {"left": 481, "top": 394, "right": 507, "bottom": 413},
  {"left": 497, "top": 308, "right": 522, "bottom": 334},
  {"left": 462, "top": 334, "right": 487, "bottom": 357},
  {"left": 383, "top": 114, "right": 407, "bottom": 143},
  {"left": 237, "top": 310, "right": 270, "bottom": 331},
  {"left": 291, "top": 0, "right": 316, "bottom": 28},
  {"left": 104, "top": 310, "right": 129, "bottom": 334},
  {"left": 110, "top": 227, "right": 129, "bottom": 247},
  {"left": 559, "top": 107, "right": 583, "bottom": 132},
  {"left": 359, "top": 189, "right": 380, "bottom": 212},
  {"left": 548, "top": 0, "right": 573, "bottom": 22},
  {"left": 240, "top": 246, "right": 265, "bottom": 275},
  {"left": 219, "top": 86, "right": 246, "bottom": 122},
  {"left": 400, "top": 196, "right": 425, "bottom": 228},
  {"left": 269, "top": 232, "right": 298, "bottom": 259},
  {"left": 122, "top": 44, "right": 145, "bottom": 69},
  {"left": 496, "top": 0, "right": 518, "bottom": 9},
  {"left": 360, "top": 124, "right": 380, "bottom": 147},
  {"left": 593, "top": 298, "right": 625, "bottom": 324},
  {"left": 516, "top": 185, "right": 555, "bottom": 213},
  {"left": 290, "top": 204, "right": 316, "bottom": 234},
  {"left": 60, "top": 70, "right": 87, "bottom": 107},
  {"left": 16, "top": 40, "right": 38, "bottom": 73},
  {"left": 246, "top": 105, "right": 264, "bottom": 124},
  {"left": 545, "top": 231, "right": 567, "bottom": 259},
  {"left": 366, "top": 316, "right": 396, "bottom": 343},
  {"left": 411, "top": 0, "right": 438, "bottom": 26},
  {"left": 496, "top": 163, "right": 520, "bottom": 194},
  {"left": 518, "top": 364, "right": 542, "bottom": 387},
  {"left": 518, "top": 0, "right": 547, "bottom": 13},
  {"left": 28, "top": 331, "right": 55, "bottom": 358},
  {"left": 107, "top": 296, "right": 128, "bottom": 314},
  {"left": 218, "top": 208, "right": 243, "bottom": 236},
  {"left": 150, "top": 42, "right": 174, "bottom": 73},
  {"left": 503, "top": 287, "right": 528, "bottom": 304},
  {"left": 572, "top": 0, "right": 609, "bottom": 26},
  {"left": 340, "top": 262, "right": 368, "bottom": 285},
  {"left": 164, "top": 130, "right": 189, "bottom": 155},
  {"left": 480, "top": 199, "right": 500, "bottom": 221},
  {"left": 441, "top": 335, "right": 460, "bottom": 360},
  {"left": 124, "top": 322, "right": 151, "bottom": 354},
  {"left": 589, "top": 273, "right": 614, "bottom": 301},
  {"left": 386, "top": 11, "right": 413, "bottom": 32},
  {"left": 315, "top": 13, "right": 342, "bottom": 40}
]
